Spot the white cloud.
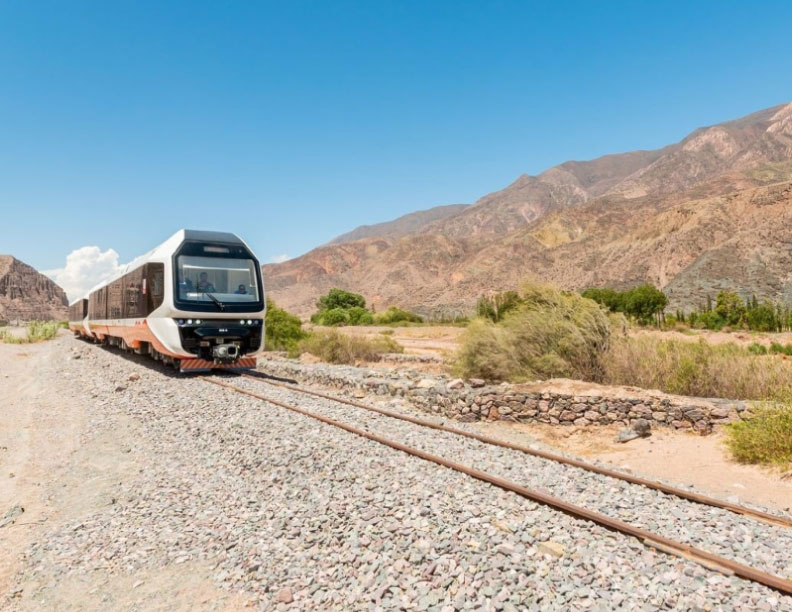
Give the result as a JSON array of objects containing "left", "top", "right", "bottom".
[
  {"left": 43, "top": 246, "right": 123, "bottom": 303},
  {"left": 268, "top": 254, "right": 290, "bottom": 264}
]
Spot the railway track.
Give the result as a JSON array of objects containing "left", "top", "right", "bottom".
[{"left": 202, "top": 373, "right": 792, "bottom": 597}]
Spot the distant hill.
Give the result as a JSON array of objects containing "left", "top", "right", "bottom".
[
  {"left": 264, "top": 102, "right": 792, "bottom": 317},
  {"left": 0, "top": 256, "right": 69, "bottom": 322},
  {"left": 327, "top": 204, "right": 469, "bottom": 245}
]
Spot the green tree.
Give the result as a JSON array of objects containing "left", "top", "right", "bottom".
[
  {"left": 581, "top": 287, "right": 624, "bottom": 312},
  {"left": 714, "top": 291, "right": 746, "bottom": 327},
  {"left": 316, "top": 288, "right": 367, "bottom": 311},
  {"left": 623, "top": 284, "right": 668, "bottom": 324}
]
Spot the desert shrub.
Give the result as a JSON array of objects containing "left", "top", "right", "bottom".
[
  {"left": 375, "top": 306, "right": 423, "bottom": 325},
  {"left": 299, "top": 329, "right": 403, "bottom": 364},
  {"left": 453, "top": 319, "right": 518, "bottom": 381},
  {"left": 453, "top": 283, "right": 611, "bottom": 382},
  {"left": 725, "top": 405, "right": 792, "bottom": 466},
  {"left": 476, "top": 291, "right": 522, "bottom": 323},
  {"left": 265, "top": 300, "right": 306, "bottom": 355},
  {"left": 602, "top": 336, "right": 792, "bottom": 401}
]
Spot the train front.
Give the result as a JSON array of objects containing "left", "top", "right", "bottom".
[{"left": 164, "top": 232, "right": 266, "bottom": 372}]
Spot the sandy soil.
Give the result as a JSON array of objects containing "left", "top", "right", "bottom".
[
  {"left": 476, "top": 421, "right": 792, "bottom": 513},
  {"left": 333, "top": 324, "right": 792, "bottom": 363},
  {"left": 0, "top": 338, "right": 249, "bottom": 610},
  {"left": 325, "top": 324, "right": 465, "bottom": 358}
]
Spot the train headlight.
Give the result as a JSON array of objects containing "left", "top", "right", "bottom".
[
  {"left": 195, "top": 319, "right": 202, "bottom": 324},
  {"left": 178, "top": 319, "right": 184, "bottom": 325},
  {"left": 240, "top": 319, "right": 245, "bottom": 324},
  {"left": 187, "top": 319, "right": 193, "bottom": 324},
  {"left": 247, "top": 319, "right": 252, "bottom": 325}
]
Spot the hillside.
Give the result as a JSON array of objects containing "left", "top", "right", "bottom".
[
  {"left": 0, "top": 256, "right": 69, "bottom": 322},
  {"left": 264, "top": 102, "right": 792, "bottom": 316},
  {"left": 327, "top": 204, "right": 469, "bottom": 245}
]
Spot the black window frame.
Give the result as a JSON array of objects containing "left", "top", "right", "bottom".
[{"left": 171, "top": 240, "right": 265, "bottom": 314}]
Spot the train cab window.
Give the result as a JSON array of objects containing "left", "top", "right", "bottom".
[{"left": 176, "top": 255, "right": 260, "bottom": 304}]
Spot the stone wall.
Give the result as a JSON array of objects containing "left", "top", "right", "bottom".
[{"left": 258, "top": 357, "right": 745, "bottom": 434}]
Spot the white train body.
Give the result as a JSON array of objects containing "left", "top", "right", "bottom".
[{"left": 68, "top": 230, "right": 266, "bottom": 372}]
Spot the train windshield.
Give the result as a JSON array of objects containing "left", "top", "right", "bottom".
[{"left": 176, "top": 255, "right": 260, "bottom": 304}]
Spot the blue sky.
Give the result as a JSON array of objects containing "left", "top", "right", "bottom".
[{"left": 1, "top": 1, "right": 791, "bottom": 298}]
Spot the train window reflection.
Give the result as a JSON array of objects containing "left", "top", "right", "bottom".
[{"left": 177, "top": 256, "right": 260, "bottom": 302}]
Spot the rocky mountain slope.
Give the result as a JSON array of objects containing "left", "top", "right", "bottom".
[
  {"left": 0, "top": 256, "right": 69, "bottom": 322},
  {"left": 327, "top": 204, "right": 469, "bottom": 245},
  {"left": 264, "top": 102, "right": 792, "bottom": 316}
]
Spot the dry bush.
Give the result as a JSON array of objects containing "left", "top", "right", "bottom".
[
  {"left": 299, "top": 329, "right": 403, "bottom": 364},
  {"left": 602, "top": 336, "right": 792, "bottom": 401},
  {"left": 725, "top": 405, "right": 792, "bottom": 467},
  {"left": 453, "top": 283, "right": 611, "bottom": 382}
]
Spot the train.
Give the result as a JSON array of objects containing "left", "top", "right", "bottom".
[{"left": 68, "top": 229, "right": 266, "bottom": 372}]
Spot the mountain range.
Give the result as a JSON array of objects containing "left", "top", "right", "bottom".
[{"left": 263, "top": 102, "right": 792, "bottom": 317}]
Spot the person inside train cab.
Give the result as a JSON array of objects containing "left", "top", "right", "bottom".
[
  {"left": 196, "top": 272, "right": 216, "bottom": 293},
  {"left": 234, "top": 284, "right": 248, "bottom": 294},
  {"left": 179, "top": 277, "right": 194, "bottom": 294}
]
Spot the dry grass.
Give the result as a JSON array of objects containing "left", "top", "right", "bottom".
[
  {"left": 725, "top": 405, "right": 792, "bottom": 467},
  {"left": 602, "top": 336, "right": 792, "bottom": 401},
  {"left": 299, "top": 329, "right": 404, "bottom": 364},
  {"left": 0, "top": 321, "right": 63, "bottom": 344}
]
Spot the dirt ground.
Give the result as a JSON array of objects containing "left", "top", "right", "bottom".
[
  {"left": 332, "top": 324, "right": 792, "bottom": 362},
  {"left": 0, "top": 336, "right": 249, "bottom": 611},
  {"left": 325, "top": 324, "right": 465, "bottom": 358},
  {"left": 476, "top": 421, "right": 792, "bottom": 513}
]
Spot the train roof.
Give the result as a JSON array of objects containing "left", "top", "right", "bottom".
[{"left": 82, "top": 229, "right": 252, "bottom": 297}]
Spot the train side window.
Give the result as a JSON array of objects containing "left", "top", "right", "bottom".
[{"left": 147, "top": 263, "right": 165, "bottom": 313}]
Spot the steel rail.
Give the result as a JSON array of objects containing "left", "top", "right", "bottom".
[
  {"left": 241, "top": 373, "right": 792, "bottom": 530},
  {"left": 203, "top": 376, "right": 792, "bottom": 596}
]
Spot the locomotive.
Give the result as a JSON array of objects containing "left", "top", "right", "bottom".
[{"left": 68, "top": 230, "right": 266, "bottom": 372}]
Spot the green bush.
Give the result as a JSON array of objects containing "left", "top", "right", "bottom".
[
  {"left": 747, "top": 342, "right": 768, "bottom": 355},
  {"left": 317, "top": 288, "right": 366, "bottom": 311},
  {"left": 299, "top": 329, "right": 403, "bottom": 364},
  {"left": 318, "top": 308, "right": 350, "bottom": 326},
  {"left": 769, "top": 342, "right": 792, "bottom": 356},
  {"left": 265, "top": 299, "right": 306, "bottom": 355},
  {"left": 454, "top": 283, "right": 611, "bottom": 382},
  {"left": 375, "top": 306, "right": 423, "bottom": 325},
  {"left": 725, "top": 405, "right": 792, "bottom": 467},
  {"left": 347, "top": 306, "right": 374, "bottom": 325},
  {"left": 311, "top": 288, "right": 376, "bottom": 326}
]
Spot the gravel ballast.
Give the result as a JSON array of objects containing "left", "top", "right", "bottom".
[{"left": 12, "top": 339, "right": 792, "bottom": 611}]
